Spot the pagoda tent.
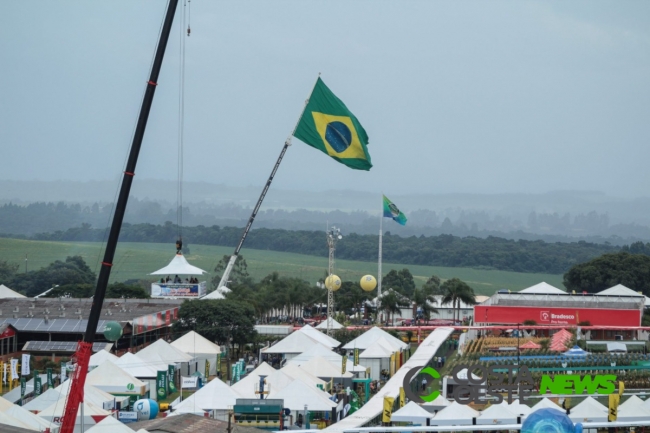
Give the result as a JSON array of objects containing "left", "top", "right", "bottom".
[
  {"left": 264, "top": 369, "right": 296, "bottom": 398},
  {"left": 476, "top": 401, "right": 517, "bottom": 425},
  {"left": 358, "top": 340, "right": 393, "bottom": 381},
  {"left": 391, "top": 401, "right": 432, "bottom": 424},
  {"left": 568, "top": 396, "right": 608, "bottom": 423},
  {"left": 89, "top": 350, "right": 119, "bottom": 368},
  {"left": 298, "top": 356, "right": 353, "bottom": 380},
  {"left": 137, "top": 339, "right": 196, "bottom": 376},
  {"left": 618, "top": 395, "right": 650, "bottom": 421},
  {"left": 295, "top": 325, "right": 340, "bottom": 348},
  {"left": 531, "top": 398, "right": 562, "bottom": 412},
  {"left": 598, "top": 284, "right": 650, "bottom": 307},
  {"left": 507, "top": 399, "right": 532, "bottom": 418},
  {"left": 85, "top": 361, "right": 149, "bottom": 402},
  {"left": 38, "top": 400, "right": 110, "bottom": 432},
  {"left": 272, "top": 379, "right": 337, "bottom": 413},
  {"left": 280, "top": 363, "right": 327, "bottom": 389},
  {"left": 169, "top": 377, "right": 242, "bottom": 421},
  {"left": 114, "top": 353, "right": 158, "bottom": 378},
  {"left": 200, "top": 287, "right": 231, "bottom": 300},
  {"left": 519, "top": 282, "right": 565, "bottom": 294},
  {"left": 232, "top": 368, "right": 294, "bottom": 399},
  {"left": 519, "top": 341, "right": 541, "bottom": 350},
  {"left": 0, "top": 284, "right": 26, "bottom": 298},
  {"left": 1, "top": 401, "right": 59, "bottom": 432},
  {"left": 56, "top": 380, "right": 126, "bottom": 410},
  {"left": 564, "top": 346, "right": 589, "bottom": 357},
  {"left": 346, "top": 360, "right": 367, "bottom": 376},
  {"left": 421, "top": 394, "right": 451, "bottom": 413},
  {"left": 85, "top": 415, "right": 136, "bottom": 433},
  {"left": 22, "top": 388, "right": 62, "bottom": 414},
  {"left": 342, "top": 326, "right": 408, "bottom": 351},
  {"left": 0, "top": 410, "right": 38, "bottom": 431},
  {"left": 430, "top": 401, "right": 479, "bottom": 426},
  {"left": 150, "top": 254, "right": 206, "bottom": 276},
  {"left": 130, "top": 351, "right": 169, "bottom": 372},
  {"left": 229, "top": 362, "right": 277, "bottom": 397},
  {"left": 261, "top": 331, "right": 328, "bottom": 361},
  {"left": 289, "top": 344, "right": 344, "bottom": 366},
  {"left": 171, "top": 330, "right": 222, "bottom": 376},
  {"left": 315, "top": 318, "right": 344, "bottom": 330}
]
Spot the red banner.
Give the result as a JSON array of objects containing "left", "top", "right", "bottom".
[{"left": 474, "top": 306, "right": 641, "bottom": 327}]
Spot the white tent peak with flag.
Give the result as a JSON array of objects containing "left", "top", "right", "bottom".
[{"left": 150, "top": 254, "right": 206, "bottom": 275}]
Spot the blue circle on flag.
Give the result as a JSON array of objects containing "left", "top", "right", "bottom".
[{"left": 325, "top": 121, "right": 352, "bottom": 153}]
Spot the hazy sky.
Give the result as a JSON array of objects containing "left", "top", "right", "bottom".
[{"left": 2, "top": 1, "right": 649, "bottom": 197}]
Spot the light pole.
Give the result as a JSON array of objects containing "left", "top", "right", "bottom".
[
  {"left": 517, "top": 322, "right": 520, "bottom": 366},
  {"left": 326, "top": 226, "right": 342, "bottom": 336}
]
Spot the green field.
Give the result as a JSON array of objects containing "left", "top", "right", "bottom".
[{"left": 0, "top": 238, "right": 565, "bottom": 295}]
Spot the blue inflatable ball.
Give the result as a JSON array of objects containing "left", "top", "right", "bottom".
[
  {"left": 574, "top": 423, "right": 583, "bottom": 433},
  {"left": 134, "top": 399, "right": 159, "bottom": 421},
  {"left": 521, "top": 408, "right": 574, "bottom": 433}
]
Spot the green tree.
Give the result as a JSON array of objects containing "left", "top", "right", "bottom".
[
  {"left": 10, "top": 256, "right": 96, "bottom": 297},
  {"left": 382, "top": 269, "right": 416, "bottom": 297},
  {"left": 379, "top": 290, "right": 408, "bottom": 325},
  {"left": 210, "top": 255, "right": 251, "bottom": 293},
  {"left": 0, "top": 260, "right": 19, "bottom": 285},
  {"left": 422, "top": 275, "right": 442, "bottom": 294},
  {"left": 440, "top": 278, "right": 477, "bottom": 323},
  {"left": 412, "top": 287, "right": 439, "bottom": 320},
  {"left": 106, "top": 283, "right": 150, "bottom": 298},
  {"left": 563, "top": 252, "right": 650, "bottom": 295}
]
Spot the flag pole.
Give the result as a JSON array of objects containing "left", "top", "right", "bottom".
[
  {"left": 215, "top": 74, "right": 322, "bottom": 291},
  {"left": 377, "top": 196, "right": 383, "bottom": 324}
]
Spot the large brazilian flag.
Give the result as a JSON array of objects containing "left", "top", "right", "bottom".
[{"left": 294, "top": 78, "right": 372, "bottom": 170}]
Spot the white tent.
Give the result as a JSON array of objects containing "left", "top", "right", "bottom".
[
  {"left": 607, "top": 342, "right": 627, "bottom": 353},
  {"left": 422, "top": 394, "right": 451, "bottom": 412},
  {"left": 298, "top": 356, "right": 353, "bottom": 379},
  {"left": 315, "top": 318, "right": 344, "bottom": 330},
  {"left": 150, "top": 254, "right": 206, "bottom": 275},
  {"left": 114, "top": 353, "right": 158, "bottom": 378},
  {"left": 85, "top": 361, "right": 149, "bottom": 397},
  {"left": 170, "top": 377, "right": 242, "bottom": 421},
  {"left": 598, "top": 284, "right": 650, "bottom": 306},
  {"left": 230, "top": 362, "right": 276, "bottom": 397},
  {"left": 22, "top": 387, "right": 62, "bottom": 413},
  {"left": 171, "top": 330, "right": 222, "bottom": 376},
  {"left": 295, "top": 325, "right": 340, "bottom": 348},
  {"left": 261, "top": 332, "right": 328, "bottom": 360},
  {"left": 619, "top": 395, "right": 650, "bottom": 421},
  {"left": 57, "top": 379, "right": 127, "bottom": 410},
  {"left": 201, "top": 288, "right": 229, "bottom": 300},
  {"left": 2, "top": 374, "right": 49, "bottom": 404},
  {"left": 289, "top": 344, "right": 344, "bottom": 366},
  {"left": 272, "top": 379, "right": 337, "bottom": 413},
  {"left": 431, "top": 401, "right": 479, "bottom": 426},
  {"left": 0, "top": 410, "right": 37, "bottom": 431},
  {"left": 281, "top": 363, "right": 327, "bottom": 389},
  {"left": 0, "top": 284, "right": 26, "bottom": 298},
  {"left": 342, "top": 326, "right": 408, "bottom": 351},
  {"left": 1, "top": 400, "right": 59, "bottom": 432},
  {"left": 137, "top": 339, "right": 196, "bottom": 375},
  {"left": 507, "top": 399, "right": 532, "bottom": 417},
  {"left": 85, "top": 415, "right": 136, "bottom": 433},
  {"left": 476, "top": 401, "right": 518, "bottom": 425},
  {"left": 232, "top": 368, "right": 294, "bottom": 398},
  {"left": 359, "top": 339, "right": 393, "bottom": 381},
  {"left": 531, "top": 397, "right": 562, "bottom": 412},
  {"left": 519, "top": 282, "right": 565, "bottom": 294},
  {"left": 391, "top": 401, "right": 432, "bottom": 424},
  {"left": 568, "top": 396, "right": 608, "bottom": 423},
  {"left": 39, "top": 401, "right": 110, "bottom": 432},
  {"left": 89, "top": 349, "right": 119, "bottom": 367}
]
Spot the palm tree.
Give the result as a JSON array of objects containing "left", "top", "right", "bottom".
[
  {"left": 440, "top": 278, "right": 477, "bottom": 323},
  {"left": 412, "top": 287, "right": 439, "bottom": 322},
  {"left": 379, "top": 290, "right": 407, "bottom": 325}
]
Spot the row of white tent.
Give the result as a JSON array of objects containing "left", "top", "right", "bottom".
[{"left": 391, "top": 395, "right": 650, "bottom": 426}]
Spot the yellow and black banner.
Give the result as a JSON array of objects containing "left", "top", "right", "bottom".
[
  {"left": 382, "top": 397, "right": 395, "bottom": 423},
  {"left": 342, "top": 355, "right": 346, "bottom": 374},
  {"left": 399, "top": 387, "right": 405, "bottom": 408},
  {"left": 354, "top": 348, "right": 359, "bottom": 366},
  {"left": 608, "top": 394, "right": 619, "bottom": 422}
]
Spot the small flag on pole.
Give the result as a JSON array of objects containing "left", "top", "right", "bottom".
[
  {"left": 383, "top": 195, "right": 407, "bottom": 225},
  {"left": 294, "top": 78, "right": 372, "bottom": 171}
]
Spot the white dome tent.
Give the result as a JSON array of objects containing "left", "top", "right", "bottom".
[
  {"left": 150, "top": 254, "right": 208, "bottom": 298},
  {"left": 171, "top": 330, "right": 222, "bottom": 376}
]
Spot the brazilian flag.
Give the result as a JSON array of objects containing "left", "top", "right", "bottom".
[
  {"left": 383, "top": 195, "right": 407, "bottom": 225},
  {"left": 294, "top": 78, "right": 372, "bottom": 170}
]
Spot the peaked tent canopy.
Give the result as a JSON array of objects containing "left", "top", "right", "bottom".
[
  {"left": 507, "top": 399, "right": 532, "bottom": 417},
  {"left": 564, "top": 346, "right": 589, "bottom": 356},
  {"left": 272, "top": 379, "right": 337, "bottom": 413},
  {"left": 85, "top": 361, "right": 148, "bottom": 395},
  {"left": 0, "top": 285, "right": 26, "bottom": 298},
  {"left": 281, "top": 363, "right": 327, "bottom": 388},
  {"left": 519, "top": 341, "right": 541, "bottom": 349},
  {"left": 21, "top": 387, "right": 62, "bottom": 413},
  {"left": 85, "top": 414, "right": 136, "bottom": 433},
  {"left": 230, "top": 362, "right": 277, "bottom": 397},
  {"left": 1, "top": 400, "right": 60, "bottom": 432},
  {"left": 342, "top": 326, "right": 408, "bottom": 350},
  {"left": 289, "top": 344, "right": 343, "bottom": 366},
  {"left": 89, "top": 349, "right": 119, "bottom": 367},
  {"left": 138, "top": 339, "right": 194, "bottom": 363},
  {"left": 391, "top": 401, "right": 432, "bottom": 424},
  {"left": 150, "top": 254, "right": 206, "bottom": 275},
  {"left": 531, "top": 398, "right": 562, "bottom": 412},
  {"left": 618, "top": 395, "right": 650, "bottom": 421},
  {"left": 114, "top": 353, "right": 159, "bottom": 378},
  {"left": 422, "top": 394, "right": 451, "bottom": 412},
  {"left": 171, "top": 377, "right": 243, "bottom": 414},
  {"left": 296, "top": 324, "right": 340, "bottom": 348},
  {"left": 298, "top": 356, "right": 353, "bottom": 379},
  {"left": 0, "top": 410, "right": 38, "bottom": 431},
  {"left": 476, "top": 402, "right": 517, "bottom": 425},
  {"left": 261, "top": 331, "right": 327, "bottom": 356},
  {"left": 568, "top": 396, "right": 608, "bottom": 423},
  {"left": 519, "top": 282, "right": 566, "bottom": 294},
  {"left": 56, "top": 380, "right": 122, "bottom": 408},
  {"left": 315, "top": 318, "right": 344, "bottom": 330},
  {"left": 171, "top": 330, "right": 222, "bottom": 376},
  {"left": 431, "top": 401, "right": 479, "bottom": 426},
  {"left": 598, "top": 284, "right": 650, "bottom": 306}
]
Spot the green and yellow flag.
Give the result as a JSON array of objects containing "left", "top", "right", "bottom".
[
  {"left": 383, "top": 195, "right": 407, "bottom": 225},
  {"left": 294, "top": 78, "right": 372, "bottom": 170}
]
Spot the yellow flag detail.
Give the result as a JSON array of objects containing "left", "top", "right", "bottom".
[
  {"left": 399, "top": 387, "right": 405, "bottom": 408},
  {"left": 382, "top": 397, "right": 395, "bottom": 423},
  {"left": 312, "top": 112, "right": 366, "bottom": 160},
  {"left": 609, "top": 394, "right": 620, "bottom": 422}
]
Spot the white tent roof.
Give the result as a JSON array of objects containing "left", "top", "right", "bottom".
[
  {"left": 86, "top": 361, "right": 148, "bottom": 395},
  {"left": 172, "top": 377, "right": 243, "bottom": 413},
  {"left": 137, "top": 339, "right": 194, "bottom": 363},
  {"left": 22, "top": 387, "right": 62, "bottom": 412},
  {"left": 2, "top": 374, "right": 48, "bottom": 403},
  {"left": 598, "top": 284, "right": 650, "bottom": 306},
  {"left": 281, "top": 363, "right": 327, "bottom": 388},
  {"left": 130, "top": 351, "right": 169, "bottom": 371},
  {"left": 519, "top": 282, "right": 566, "bottom": 294},
  {"left": 201, "top": 288, "right": 229, "bottom": 300},
  {"left": 619, "top": 395, "right": 650, "bottom": 421},
  {"left": 422, "top": 394, "right": 451, "bottom": 411},
  {"left": 607, "top": 342, "right": 627, "bottom": 353},
  {"left": 56, "top": 381, "right": 118, "bottom": 408},
  {"left": 150, "top": 254, "right": 206, "bottom": 275},
  {"left": 507, "top": 399, "right": 532, "bottom": 417},
  {"left": 568, "top": 396, "right": 608, "bottom": 422},
  {"left": 272, "top": 379, "right": 337, "bottom": 412},
  {"left": 359, "top": 337, "right": 395, "bottom": 359},
  {"left": 114, "top": 353, "right": 159, "bottom": 378},
  {"left": 86, "top": 415, "right": 136, "bottom": 433},
  {"left": 342, "top": 326, "right": 408, "bottom": 350},
  {"left": 230, "top": 362, "right": 277, "bottom": 397},
  {"left": 2, "top": 401, "right": 59, "bottom": 432},
  {"left": 262, "top": 331, "right": 327, "bottom": 355},
  {"left": 0, "top": 284, "right": 26, "bottom": 298},
  {"left": 391, "top": 401, "right": 432, "bottom": 424},
  {"left": 531, "top": 397, "right": 562, "bottom": 412},
  {"left": 476, "top": 402, "right": 517, "bottom": 425},
  {"left": 431, "top": 401, "right": 479, "bottom": 425},
  {"left": 89, "top": 349, "right": 119, "bottom": 367},
  {"left": 39, "top": 400, "right": 110, "bottom": 417},
  {"left": 289, "top": 344, "right": 343, "bottom": 365},
  {"left": 298, "top": 356, "right": 353, "bottom": 379},
  {"left": 346, "top": 360, "right": 366, "bottom": 372},
  {"left": 265, "top": 369, "right": 297, "bottom": 398},
  {"left": 296, "top": 325, "right": 340, "bottom": 348},
  {"left": 171, "top": 330, "right": 221, "bottom": 355},
  {"left": 315, "top": 318, "right": 344, "bottom": 330},
  {"left": 233, "top": 369, "right": 295, "bottom": 399},
  {"left": 0, "top": 410, "right": 37, "bottom": 431}
]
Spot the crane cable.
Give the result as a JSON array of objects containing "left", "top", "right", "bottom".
[{"left": 176, "top": 0, "right": 191, "bottom": 254}]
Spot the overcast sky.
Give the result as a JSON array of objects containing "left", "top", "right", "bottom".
[{"left": 1, "top": 1, "right": 649, "bottom": 198}]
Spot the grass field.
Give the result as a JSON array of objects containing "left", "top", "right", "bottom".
[{"left": 0, "top": 238, "right": 565, "bottom": 295}]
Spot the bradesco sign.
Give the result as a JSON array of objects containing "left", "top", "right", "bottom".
[{"left": 404, "top": 364, "right": 616, "bottom": 404}]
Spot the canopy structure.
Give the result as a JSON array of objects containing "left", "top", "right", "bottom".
[
  {"left": 150, "top": 254, "right": 206, "bottom": 275},
  {"left": 422, "top": 395, "right": 451, "bottom": 412},
  {"left": 201, "top": 287, "right": 230, "bottom": 300},
  {"left": 114, "top": 353, "right": 158, "bottom": 378},
  {"left": 0, "top": 410, "right": 37, "bottom": 431},
  {"left": 342, "top": 326, "right": 408, "bottom": 351},
  {"left": 315, "top": 318, "right": 344, "bottom": 330},
  {"left": 519, "top": 341, "right": 541, "bottom": 349},
  {"left": 519, "top": 282, "right": 566, "bottom": 294},
  {"left": 171, "top": 330, "right": 222, "bottom": 376},
  {"left": 22, "top": 387, "right": 62, "bottom": 413},
  {"left": 264, "top": 369, "right": 296, "bottom": 398},
  {"left": 85, "top": 415, "right": 136, "bottom": 433},
  {"left": 476, "top": 402, "right": 517, "bottom": 425},
  {"left": 598, "top": 284, "right": 650, "bottom": 307},
  {"left": 281, "top": 363, "right": 327, "bottom": 388},
  {"left": 507, "top": 399, "right": 532, "bottom": 417},
  {"left": 607, "top": 342, "right": 627, "bottom": 353},
  {"left": 39, "top": 400, "right": 110, "bottom": 429},
  {"left": 170, "top": 377, "right": 242, "bottom": 419},
  {"left": 391, "top": 401, "right": 432, "bottom": 424},
  {"left": 261, "top": 331, "right": 328, "bottom": 359},
  {"left": 568, "top": 396, "right": 608, "bottom": 423},
  {"left": 430, "top": 401, "right": 478, "bottom": 426},
  {"left": 85, "top": 361, "right": 148, "bottom": 396},
  {"left": 0, "top": 284, "right": 26, "bottom": 298},
  {"left": 56, "top": 380, "right": 124, "bottom": 409},
  {"left": 618, "top": 395, "right": 650, "bottom": 421},
  {"left": 230, "top": 362, "right": 277, "bottom": 397},
  {"left": 0, "top": 398, "right": 60, "bottom": 432},
  {"left": 290, "top": 344, "right": 343, "bottom": 366},
  {"left": 531, "top": 397, "right": 562, "bottom": 412},
  {"left": 2, "top": 374, "right": 49, "bottom": 404},
  {"left": 137, "top": 339, "right": 195, "bottom": 365},
  {"left": 298, "top": 356, "right": 353, "bottom": 379},
  {"left": 297, "top": 324, "right": 340, "bottom": 348},
  {"left": 89, "top": 349, "right": 119, "bottom": 367},
  {"left": 564, "top": 345, "right": 589, "bottom": 356},
  {"left": 272, "top": 379, "right": 337, "bottom": 413}
]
